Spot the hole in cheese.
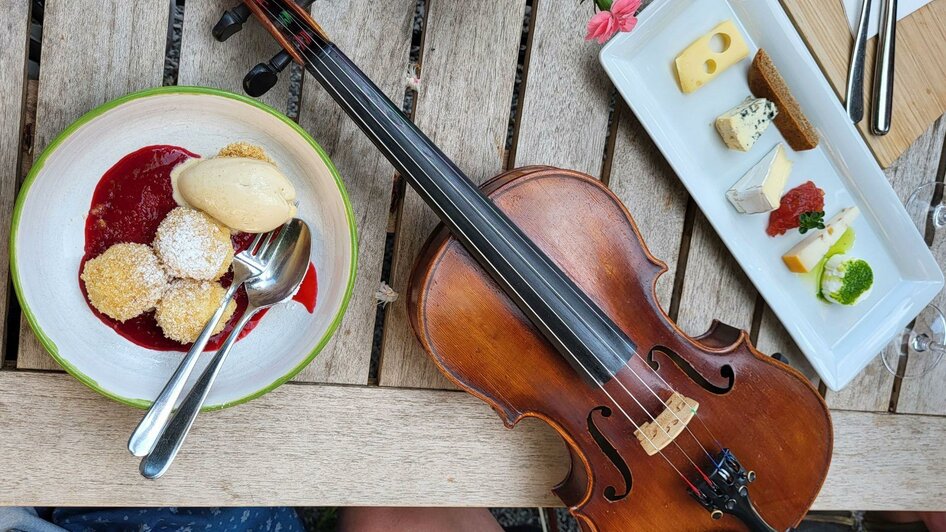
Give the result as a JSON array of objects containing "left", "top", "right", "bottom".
[
  {"left": 709, "top": 33, "right": 731, "bottom": 53},
  {"left": 704, "top": 59, "right": 717, "bottom": 75}
]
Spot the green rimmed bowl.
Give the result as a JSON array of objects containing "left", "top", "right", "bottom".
[{"left": 11, "top": 86, "right": 357, "bottom": 409}]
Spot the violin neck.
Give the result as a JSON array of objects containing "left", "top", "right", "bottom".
[{"left": 304, "top": 41, "right": 636, "bottom": 383}]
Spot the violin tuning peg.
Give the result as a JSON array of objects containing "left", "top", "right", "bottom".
[
  {"left": 213, "top": 3, "right": 252, "bottom": 42},
  {"left": 243, "top": 50, "right": 294, "bottom": 97}
]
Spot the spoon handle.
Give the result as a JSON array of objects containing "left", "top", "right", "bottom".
[
  {"left": 127, "top": 281, "right": 241, "bottom": 457},
  {"left": 139, "top": 306, "right": 260, "bottom": 479}
]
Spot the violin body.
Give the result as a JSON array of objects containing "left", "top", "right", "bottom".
[
  {"left": 409, "top": 167, "right": 832, "bottom": 531},
  {"left": 232, "top": 4, "right": 833, "bottom": 527}
]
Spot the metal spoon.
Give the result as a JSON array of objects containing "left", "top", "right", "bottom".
[
  {"left": 127, "top": 230, "right": 273, "bottom": 457},
  {"left": 139, "top": 219, "right": 312, "bottom": 479}
]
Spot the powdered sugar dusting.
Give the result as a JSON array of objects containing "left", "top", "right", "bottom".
[{"left": 154, "top": 207, "right": 233, "bottom": 281}]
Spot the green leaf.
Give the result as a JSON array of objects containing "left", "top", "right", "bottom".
[
  {"left": 798, "top": 211, "right": 826, "bottom": 234},
  {"left": 596, "top": 0, "right": 614, "bottom": 10}
]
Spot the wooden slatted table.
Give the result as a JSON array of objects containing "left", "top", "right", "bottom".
[{"left": 2, "top": 0, "right": 945, "bottom": 511}]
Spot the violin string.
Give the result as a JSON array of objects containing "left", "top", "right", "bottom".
[
  {"left": 256, "top": 0, "right": 715, "bottom": 482},
  {"left": 353, "top": 21, "right": 723, "bottom": 462},
  {"left": 693, "top": 414, "right": 723, "bottom": 452},
  {"left": 256, "top": 1, "right": 714, "bottom": 479}
]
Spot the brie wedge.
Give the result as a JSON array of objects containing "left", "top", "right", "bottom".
[
  {"left": 726, "top": 144, "right": 792, "bottom": 214},
  {"left": 782, "top": 207, "right": 860, "bottom": 273},
  {"left": 715, "top": 97, "right": 778, "bottom": 151}
]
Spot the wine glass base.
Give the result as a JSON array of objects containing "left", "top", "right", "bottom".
[{"left": 883, "top": 304, "right": 946, "bottom": 379}]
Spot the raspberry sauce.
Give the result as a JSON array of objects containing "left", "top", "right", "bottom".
[
  {"left": 80, "top": 145, "right": 317, "bottom": 352},
  {"left": 766, "top": 181, "right": 825, "bottom": 237}
]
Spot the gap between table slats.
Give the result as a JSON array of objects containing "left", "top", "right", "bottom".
[
  {"left": 377, "top": 0, "right": 528, "bottom": 389},
  {"left": 15, "top": 0, "right": 171, "bottom": 372}
]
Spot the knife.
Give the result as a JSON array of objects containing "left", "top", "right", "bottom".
[{"left": 846, "top": 0, "right": 871, "bottom": 124}]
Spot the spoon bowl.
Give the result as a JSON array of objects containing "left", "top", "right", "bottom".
[{"left": 247, "top": 220, "right": 312, "bottom": 308}]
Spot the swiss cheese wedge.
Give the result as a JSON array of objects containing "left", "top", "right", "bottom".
[{"left": 674, "top": 20, "right": 749, "bottom": 94}]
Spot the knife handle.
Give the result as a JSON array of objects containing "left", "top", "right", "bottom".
[{"left": 846, "top": 0, "right": 871, "bottom": 124}]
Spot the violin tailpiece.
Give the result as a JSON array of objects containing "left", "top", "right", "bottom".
[{"left": 634, "top": 392, "right": 699, "bottom": 456}]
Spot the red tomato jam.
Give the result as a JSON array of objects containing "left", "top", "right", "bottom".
[
  {"left": 766, "top": 181, "right": 825, "bottom": 237},
  {"left": 79, "top": 145, "right": 317, "bottom": 352}
]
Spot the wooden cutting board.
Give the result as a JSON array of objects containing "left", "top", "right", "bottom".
[{"left": 780, "top": 0, "right": 946, "bottom": 167}]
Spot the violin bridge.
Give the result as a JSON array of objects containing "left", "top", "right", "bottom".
[{"left": 634, "top": 393, "right": 699, "bottom": 456}]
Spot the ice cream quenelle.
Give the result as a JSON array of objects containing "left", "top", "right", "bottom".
[{"left": 171, "top": 156, "right": 297, "bottom": 233}]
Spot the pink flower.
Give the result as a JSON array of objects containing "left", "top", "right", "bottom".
[{"left": 585, "top": 0, "right": 641, "bottom": 44}]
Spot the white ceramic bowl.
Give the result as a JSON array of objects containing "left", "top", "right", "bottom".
[{"left": 11, "top": 86, "right": 357, "bottom": 409}]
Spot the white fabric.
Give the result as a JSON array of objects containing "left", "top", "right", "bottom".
[{"left": 841, "top": 0, "right": 932, "bottom": 39}]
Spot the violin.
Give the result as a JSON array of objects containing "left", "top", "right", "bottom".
[{"left": 234, "top": 1, "right": 833, "bottom": 529}]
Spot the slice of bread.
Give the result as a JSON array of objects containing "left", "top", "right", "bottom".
[{"left": 748, "top": 49, "right": 819, "bottom": 151}]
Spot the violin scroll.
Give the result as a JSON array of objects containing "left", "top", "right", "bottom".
[{"left": 213, "top": 0, "right": 319, "bottom": 97}]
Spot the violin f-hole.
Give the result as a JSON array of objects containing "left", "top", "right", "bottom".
[
  {"left": 586, "top": 406, "right": 632, "bottom": 502},
  {"left": 647, "top": 346, "right": 734, "bottom": 395}
]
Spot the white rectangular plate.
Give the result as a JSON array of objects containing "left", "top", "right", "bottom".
[{"left": 600, "top": 0, "right": 943, "bottom": 390}]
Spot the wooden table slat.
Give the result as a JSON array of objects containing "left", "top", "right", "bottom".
[
  {"left": 2, "top": 371, "right": 944, "bottom": 510},
  {"left": 378, "top": 0, "right": 528, "bottom": 390},
  {"left": 755, "top": 307, "right": 821, "bottom": 385},
  {"left": 15, "top": 0, "right": 170, "bottom": 371},
  {"left": 897, "top": 294, "right": 946, "bottom": 413},
  {"left": 291, "top": 0, "right": 415, "bottom": 384},
  {"left": 0, "top": 2, "right": 30, "bottom": 365}
]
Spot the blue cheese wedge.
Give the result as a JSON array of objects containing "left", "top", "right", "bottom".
[
  {"left": 726, "top": 144, "right": 792, "bottom": 214},
  {"left": 715, "top": 97, "right": 778, "bottom": 151},
  {"left": 782, "top": 207, "right": 860, "bottom": 273}
]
